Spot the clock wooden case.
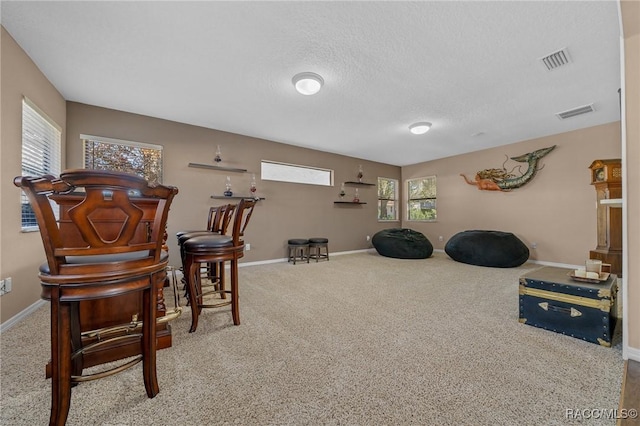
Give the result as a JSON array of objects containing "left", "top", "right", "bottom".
[{"left": 588, "top": 159, "right": 622, "bottom": 276}]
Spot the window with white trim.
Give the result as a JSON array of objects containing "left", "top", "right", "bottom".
[
  {"left": 21, "top": 98, "right": 62, "bottom": 231},
  {"left": 261, "top": 160, "right": 333, "bottom": 186},
  {"left": 82, "top": 135, "right": 163, "bottom": 184},
  {"left": 377, "top": 177, "right": 398, "bottom": 221},
  {"left": 407, "top": 176, "right": 437, "bottom": 221}
]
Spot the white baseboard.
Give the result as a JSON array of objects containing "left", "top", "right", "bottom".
[
  {"left": 624, "top": 346, "right": 640, "bottom": 362},
  {"left": 238, "top": 248, "right": 374, "bottom": 268},
  {"left": 0, "top": 299, "right": 46, "bottom": 333}
]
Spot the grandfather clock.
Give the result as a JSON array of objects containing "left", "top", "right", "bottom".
[{"left": 588, "top": 159, "right": 622, "bottom": 276}]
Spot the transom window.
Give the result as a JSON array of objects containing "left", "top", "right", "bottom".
[
  {"left": 407, "top": 176, "right": 436, "bottom": 221},
  {"left": 377, "top": 177, "right": 398, "bottom": 221},
  {"left": 261, "top": 160, "right": 333, "bottom": 186}
]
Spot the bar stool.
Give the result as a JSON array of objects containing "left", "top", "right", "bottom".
[
  {"left": 176, "top": 205, "right": 236, "bottom": 298},
  {"left": 182, "top": 199, "right": 256, "bottom": 332},
  {"left": 288, "top": 239, "right": 310, "bottom": 264},
  {"left": 14, "top": 170, "right": 178, "bottom": 426},
  {"left": 308, "top": 237, "right": 329, "bottom": 262}
]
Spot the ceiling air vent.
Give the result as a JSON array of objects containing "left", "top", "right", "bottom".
[
  {"left": 541, "top": 48, "right": 571, "bottom": 71},
  {"left": 556, "top": 104, "right": 595, "bottom": 120}
]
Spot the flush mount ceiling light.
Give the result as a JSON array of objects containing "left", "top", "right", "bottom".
[
  {"left": 292, "top": 72, "right": 324, "bottom": 95},
  {"left": 409, "top": 122, "right": 432, "bottom": 135}
]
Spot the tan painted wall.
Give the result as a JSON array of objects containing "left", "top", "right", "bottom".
[
  {"left": 0, "top": 27, "right": 66, "bottom": 322},
  {"left": 621, "top": 0, "right": 640, "bottom": 352},
  {"left": 65, "top": 102, "right": 402, "bottom": 269},
  {"left": 401, "top": 122, "right": 621, "bottom": 265}
]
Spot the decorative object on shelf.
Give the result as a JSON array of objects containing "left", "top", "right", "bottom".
[
  {"left": 250, "top": 174, "right": 257, "bottom": 198},
  {"left": 353, "top": 188, "right": 360, "bottom": 203},
  {"left": 339, "top": 183, "right": 346, "bottom": 199},
  {"left": 214, "top": 145, "right": 222, "bottom": 163},
  {"left": 460, "top": 145, "right": 556, "bottom": 191},
  {"left": 357, "top": 165, "right": 364, "bottom": 183},
  {"left": 224, "top": 176, "right": 233, "bottom": 196}
]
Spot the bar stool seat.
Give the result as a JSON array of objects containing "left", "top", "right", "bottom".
[
  {"left": 288, "top": 239, "right": 310, "bottom": 264},
  {"left": 308, "top": 237, "right": 329, "bottom": 262}
]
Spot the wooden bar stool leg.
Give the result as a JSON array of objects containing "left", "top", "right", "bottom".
[
  {"left": 186, "top": 258, "right": 201, "bottom": 333},
  {"left": 231, "top": 258, "right": 240, "bottom": 325},
  {"left": 69, "top": 302, "right": 83, "bottom": 378},
  {"left": 219, "top": 262, "right": 226, "bottom": 299},
  {"left": 50, "top": 296, "right": 72, "bottom": 426},
  {"left": 142, "top": 284, "right": 159, "bottom": 398}
]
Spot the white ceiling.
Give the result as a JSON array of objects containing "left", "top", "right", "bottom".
[{"left": 1, "top": 1, "right": 622, "bottom": 166}]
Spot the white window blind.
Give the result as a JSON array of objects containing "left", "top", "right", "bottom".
[{"left": 21, "top": 98, "right": 62, "bottom": 230}]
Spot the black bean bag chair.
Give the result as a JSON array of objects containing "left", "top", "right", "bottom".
[
  {"left": 445, "top": 230, "right": 529, "bottom": 268},
  {"left": 372, "top": 228, "right": 433, "bottom": 259}
]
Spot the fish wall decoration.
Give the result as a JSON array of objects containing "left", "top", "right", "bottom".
[{"left": 460, "top": 145, "right": 556, "bottom": 191}]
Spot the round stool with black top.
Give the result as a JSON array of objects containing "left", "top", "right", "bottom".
[
  {"left": 288, "top": 239, "right": 310, "bottom": 264},
  {"left": 308, "top": 237, "right": 329, "bottom": 262}
]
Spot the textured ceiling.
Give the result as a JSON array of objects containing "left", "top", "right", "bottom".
[{"left": 1, "top": 1, "right": 621, "bottom": 166}]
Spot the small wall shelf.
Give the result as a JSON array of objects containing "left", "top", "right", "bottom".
[
  {"left": 211, "top": 195, "right": 265, "bottom": 200},
  {"left": 334, "top": 201, "right": 367, "bottom": 205},
  {"left": 189, "top": 163, "right": 247, "bottom": 173},
  {"left": 600, "top": 198, "right": 623, "bottom": 207},
  {"left": 344, "top": 181, "right": 375, "bottom": 186}
]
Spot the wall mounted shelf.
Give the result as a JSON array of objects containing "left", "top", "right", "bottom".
[
  {"left": 334, "top": 201, "right": 367, "bottom": 205},
  {"left": 189, "top": 163, "right": 247, "bottom": 173},
  {"left": 211, "top": 195, "right": 265, "bottom": 200},
  {"left": 344, "top": 181, "right": 375, "bottom": 186},
  {"left": 600, "top": 198, "right": 623, "bottom": 207}
]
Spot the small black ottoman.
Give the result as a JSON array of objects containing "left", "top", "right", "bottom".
[
  {"left": 445, "top": 230, "right": 529, "bottom": 268},
  {"left": 372, "top": 228, "right": 433, "bottom": 259}
]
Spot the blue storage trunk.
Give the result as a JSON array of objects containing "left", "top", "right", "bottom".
[{"left": 519, "top": 266, "right": 617, "bottom": 347}]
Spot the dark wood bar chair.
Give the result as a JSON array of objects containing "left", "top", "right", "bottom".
[
  {"left": 183, "top": 198, "right": 256, "bottom": 332},
  {"left": 176, "top": 204, "right": 236, "bottom": 297},
  {"left": 14, "top": 169, "right": 178, "bottom": 426}
]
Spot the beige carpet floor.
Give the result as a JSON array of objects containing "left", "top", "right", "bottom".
[{"left": 0, "top": 251, "right": 623, "bottom": 425}]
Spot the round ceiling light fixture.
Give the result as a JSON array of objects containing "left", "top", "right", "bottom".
[
  {"left": 409, "top": 122, "right": 432, "bottom": 135},
  {"left": 292, "top": 72, "right": 324, "bottom": 95}
]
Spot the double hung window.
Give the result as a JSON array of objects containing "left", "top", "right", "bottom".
[{"left": 407, "top": 176, "right": 437, "bottom": 221}]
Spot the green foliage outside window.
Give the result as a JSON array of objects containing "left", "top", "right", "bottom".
[
  {"left": 377, "top": 177, "right": 398, "bottom": 221},
  {"left": 408, "top": 176, "right": 436, "bottom": 221},
  {"left": 84, "top": 138, "right": 163, "bottom": 184}
]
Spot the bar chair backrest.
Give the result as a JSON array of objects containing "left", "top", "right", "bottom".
[{"left": 15, "top": 169, "right": 178, "bottom": 278}]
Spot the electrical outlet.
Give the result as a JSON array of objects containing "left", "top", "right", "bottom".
[
  {"left": 438, "top": 236, "right": 444, "bottom": 242},
  {"left": 0, "top": 277, "right": 12, "bottom": 296},
  {"left": 245, "top": 243, "right": 251, "bottom": 251},
  {"left": 531, "top": 242, "right": 538, "bottom": 249},
  {"left": 366, "top": 235, "right": 370, "bottom": 241}
]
